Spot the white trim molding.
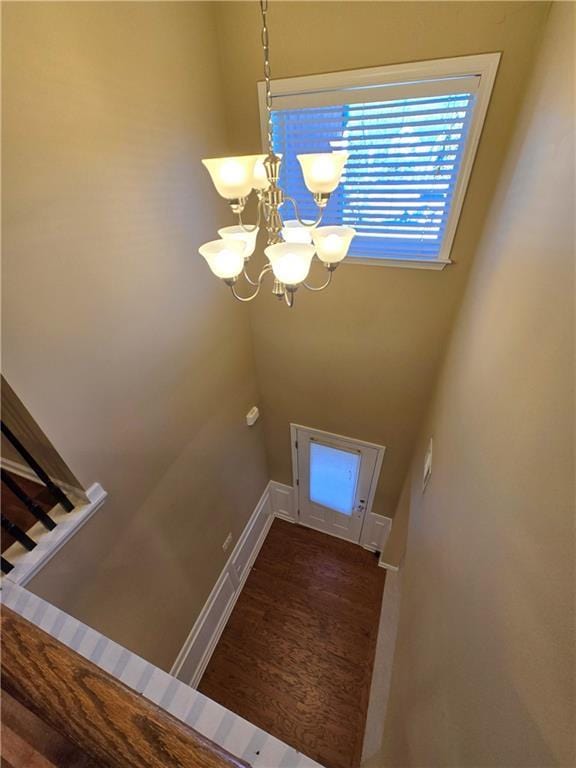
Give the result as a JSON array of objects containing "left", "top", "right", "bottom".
[
  {"left": 258, "top": 53, "right": 501, "bottom": 269},
  {"left": 360, "top": 512, "right": 392, "bottom": 553},
  {"left": 341, "top": 257, "right": 452, "bottom": 271},
  {"left": 362, "top": 566, "right": 404, "bottom": 763},
  {"left": 290, "top": 424, "right": 386, "bottom": 545},
  {"left": 168, "top": 478, "right": 391, "bottom": 691},
  {"left": 270, "top": 480, "right": 391, "bottom": 552},
  {"left": 3, "top": 482, "right": 108, "bottom": 587},
  {"left": 269, "top": 480, "right": 297, "bottom": 523},
  {"left": 170, "top": 483, "right": 274, "bottom": 688}
]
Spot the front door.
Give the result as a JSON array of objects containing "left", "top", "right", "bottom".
[{"left": 293, "top": 425, "right": 384, "bottom": 543}]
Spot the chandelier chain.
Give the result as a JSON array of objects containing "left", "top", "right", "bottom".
[{"left": 260, "top": 0, "right": 273, "bottom": 153}]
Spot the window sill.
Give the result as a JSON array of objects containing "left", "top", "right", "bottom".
[{"left": 343, "top": 257, "right": 452, "bottom": 271}]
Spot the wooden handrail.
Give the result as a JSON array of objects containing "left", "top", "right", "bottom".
[{"left": 1, "top": 607, "right": 249, "bottom": 768}]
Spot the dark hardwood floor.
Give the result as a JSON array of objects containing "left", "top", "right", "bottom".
[{"left": 199, "top": 519, "right": 386, "bottom": 768}]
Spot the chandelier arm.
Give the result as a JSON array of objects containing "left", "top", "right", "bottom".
[
  {"left": 229, "top": 264, "right": 272, "bottom": 302},
  {"left": 236, "top": 197, "right": 263, "bottom": 234},
  {"left": 284, "top": 290, "right": 295, "bottom": 309},
  {"left": 303, "top": 268, "right": 333, "bottom": 292},
  {"left": 242, "top": 265, "right": 260, "bottom": 286},
  {"left": 230, "top": 283, "right": 261, "bottom": 302},
  {"left": 283, "top": 196, "right": 325, "bottom": 228}
]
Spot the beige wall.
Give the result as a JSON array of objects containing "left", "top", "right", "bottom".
[
  {"left": 215, "top": 1, "right": 551, "bottom": 518},
  {"left": 2, "top": 2, "right": 268, "bottom": 670},
  {"left": 370, "top": 3, "right": 575, "bottom": 765}
]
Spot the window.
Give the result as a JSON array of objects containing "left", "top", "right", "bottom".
[
  {"left": 309, "top": 441, "right": 361, "bottom": 516},
  {"left": 258, "top": 54, "right": 500, "bottom": 269}
]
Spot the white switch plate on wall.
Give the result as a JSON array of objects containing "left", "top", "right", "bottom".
[
  {"left": 422, "top": 438, "right": 433, "bottom": 492},
  {"left": 246, "top": 406, "right": 260, "bottom": 426}
]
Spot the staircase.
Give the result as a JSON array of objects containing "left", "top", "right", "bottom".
[{"left": 1, "top": 420, "right": 78, "bottom": 576}]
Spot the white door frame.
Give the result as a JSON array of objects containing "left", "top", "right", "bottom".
[{"left": 290, "top": 424, "right": 386, "bottom": 544}]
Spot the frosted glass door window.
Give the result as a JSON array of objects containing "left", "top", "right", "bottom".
[{"left": 309, "top": 441, "right": 361, "bottom": 515}]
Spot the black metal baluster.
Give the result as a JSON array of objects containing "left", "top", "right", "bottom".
[
  {"left": 1, "top": 556, "right": 14, "bottom": 574},
  {"left": 1, "top": 421, "right": 74, "bottom": 512},
  {"left": 1, "top": 470, "right": 57, "bottom": 531},
  {"left": 1, "top": 516, "right": 36, "bottom": 551}
]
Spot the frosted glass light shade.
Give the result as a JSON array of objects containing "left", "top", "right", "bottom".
[
  {"left": 202, "top": 156, "right": 257, "bottom": 199},
  {"left": 312, "top": 226, "right": 356, "bottom": 264},
  {"left": 281, "top": 219, "right": 315, "bottom": 245},
  {"left": 199, "top": 239, "right": 246, "bottom": 280},
  {"left": 218, "top": 225, "right": 258, "bottom": 260},
  {"left": 296, "top": 151, "right": 349, "bottom": 194},
  {"left": 251, "top": 155, "right": 270, "bottom": 190},
  {"left": 264, "top": 243, "right": 315, "bottom": 286},
  {"left": 251, "top": 154, "right": 282, "bottom": 190}
]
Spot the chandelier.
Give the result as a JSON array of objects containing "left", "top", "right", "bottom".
[{"left": 199, "top": 0, "right": 355, "bottom": 307}]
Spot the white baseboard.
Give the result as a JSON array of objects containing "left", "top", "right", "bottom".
[
  {"left": 170, "top": 483, "right": 274, "bottom": 688},
  {"left": 169, "top": 480, "right": 392, "bottom": 690},
  {"left": 269, "top": 480, "right": 297, "bottom": 522}
]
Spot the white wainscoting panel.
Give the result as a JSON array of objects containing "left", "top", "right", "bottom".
[
  {"left": 168, "top": 482, "right": 389, "bottom": 691},
  {"left": 170, "top": 484, "right": 274, "bottom": 688},
  {"left": 174, "top": 572, "right": 236, "bottom": 689},
  {"left": 231, "top": 491, "right": 271, "bottom": 587},
  {"left": 360, "top": 512, "right": 392, "bottom": 553},
  {"left": 270, "top": 481, "right": 297, "bottom": 522}
]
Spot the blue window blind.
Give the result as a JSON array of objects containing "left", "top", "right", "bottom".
[{"left": 272, "top": 92, "right": 476, "bottom": 261}]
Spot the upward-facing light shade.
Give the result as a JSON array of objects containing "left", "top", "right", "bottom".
[
  {"left": 297, "top": 151, "right": 349, "bottom": 194},
  {"left": 312, "top": 226, "right": 356, "bottom": 264},
  {"left": 202, "top": 156, "right": 258, "bottom": 199},
  {"left": 218, "top": 225, "right": 258, "bottom": 260},
  {"left": 281, "top": 219, "right": 315, "bottom": 244},
  {"left": 199, "top": 239, "right": 246, "bottom": 280},
  {"left": 251, "top": 154, "right": 270, "bottom": 190},
  {"left": 252, "top": 153, "right": 282, "bottom": 190},
  {"left": 264, "top": 242, "right": 315, "bottom": 286}
]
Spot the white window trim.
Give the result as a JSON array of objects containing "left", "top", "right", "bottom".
[{"left": 258, "top": 53, "right": 501, "bottom": 270}]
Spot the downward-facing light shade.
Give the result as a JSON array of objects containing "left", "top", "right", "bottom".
[
  {"left": 218, "top": 225, "right": 258, "bottom": 260},
  {"left": 312, "top": 226, "right": 356, "bottom": 264},
  {"left": 199, "top": 239, "right": 246, "bottom": 279},
  {"left": 281, "top": 219, "right": 315, "bottom": 244},
  {"left": 264, "top": 243, "right": 315, "bottom": 286},
  {"left": 297, "top": 151, "right": 349, "bottom": 194},
  {"left": 202, "top": 156, "right": 257, "bottom": 199}
]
